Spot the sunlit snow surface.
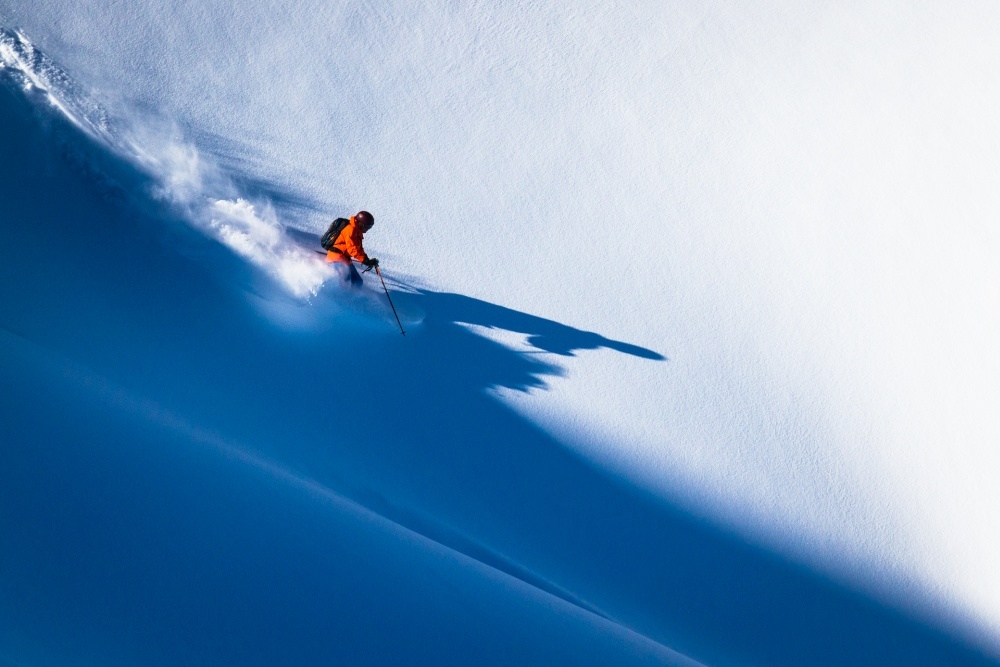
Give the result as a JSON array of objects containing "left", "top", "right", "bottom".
[{"left": 2, "top": 2, "right": 1000, "bottom": 665}]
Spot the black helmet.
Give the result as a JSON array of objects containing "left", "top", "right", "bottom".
[{"left": 356, "top": 210, "right": 374, "bottom": 229}]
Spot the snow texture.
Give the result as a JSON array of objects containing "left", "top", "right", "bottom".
[{"left": 1, "top": 2, "right": 1000, "bottom": 665}]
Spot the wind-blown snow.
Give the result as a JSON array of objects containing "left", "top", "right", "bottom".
[
  {"left": 2, "top": 1, "right": 1000, "bottom": 665},
  {"left": 0, "top": 27, "right": 330, "bottom": 297}
]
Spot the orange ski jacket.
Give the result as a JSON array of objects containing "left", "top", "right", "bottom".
[{"left": 326, "top": 216, "right": 370, "bottom": 264}]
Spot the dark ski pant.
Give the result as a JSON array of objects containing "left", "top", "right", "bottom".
[
  {"left": 347, "top": 262, "right": 363, "bottom": 286},
  {"left": 327, "top": 250, "right": 363, "bottom": 286}
]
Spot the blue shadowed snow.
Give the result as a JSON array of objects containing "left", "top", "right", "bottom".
[{"left": 1, "top": 63, "right": 998, "bottom": 666}]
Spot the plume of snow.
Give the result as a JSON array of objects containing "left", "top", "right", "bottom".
[
  {"left": 1, "top": 26, "right": 330, "bottom": 298},
  {"left": 209, "top": 198, "right": 329, "bottom": 297}
]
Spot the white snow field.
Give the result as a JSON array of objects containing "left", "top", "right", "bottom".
[{"left": 2, "top": 1, "right": 1000, "bottom": 665}]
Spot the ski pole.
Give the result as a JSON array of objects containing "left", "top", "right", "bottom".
[{"left": 375, "top": 266, "right": 406, "bottom": 336}]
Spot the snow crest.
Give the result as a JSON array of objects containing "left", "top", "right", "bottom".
[{"left": 0, "top": 27, "right": 110, "bottom": 139}]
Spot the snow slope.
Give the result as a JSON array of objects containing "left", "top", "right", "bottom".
[{"left": 2, "top": 2, "right": 1000, "bottom": 665}]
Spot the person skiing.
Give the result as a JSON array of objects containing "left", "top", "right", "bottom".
[{"left": 322, "top": 210, "right": 379, "bottom": 286}]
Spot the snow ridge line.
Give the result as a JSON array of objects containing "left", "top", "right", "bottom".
[
  {"left": 0, "top": 27, "right": 111, "bottom": 142},
  {"left": 0, "top": 324, "right": 704, "bottom": 667}
]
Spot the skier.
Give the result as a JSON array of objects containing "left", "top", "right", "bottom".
[{"left": 322, "top": 210, "right": 379, "bottom": 286}]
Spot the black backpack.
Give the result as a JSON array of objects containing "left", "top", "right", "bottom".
[{"left": 320, "top": 218, "right": 350, "bottom": 250}]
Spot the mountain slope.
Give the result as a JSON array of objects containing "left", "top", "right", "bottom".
[{"left": 2, "top": 30, "right": 999, "bottom": 665}]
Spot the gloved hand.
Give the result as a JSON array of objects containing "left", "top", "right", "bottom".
[{"left": 363, "top": 257, "right": 379, "bottom": 268}]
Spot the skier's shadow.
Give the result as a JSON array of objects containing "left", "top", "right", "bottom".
[
  {"left": 404, "top": 288, "right": 664, "bottom": 362},
  {"left": 383, "top": 286, "right": 663, "bottom": 395}
]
